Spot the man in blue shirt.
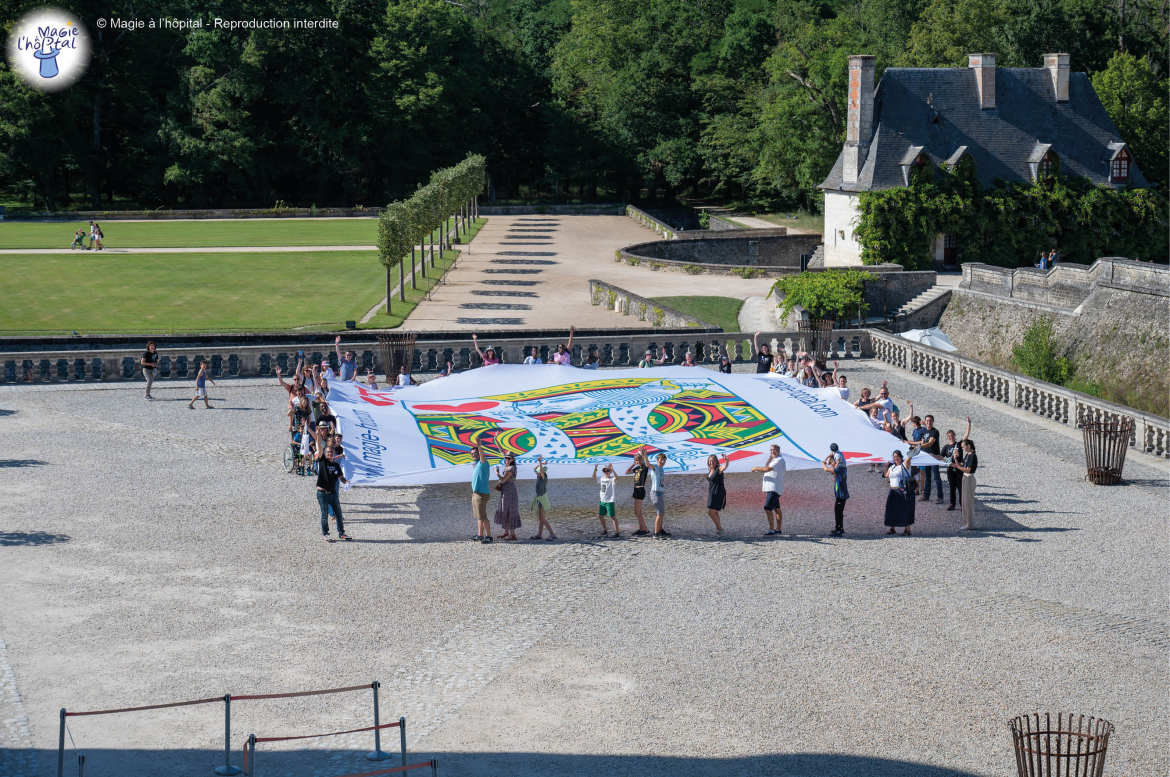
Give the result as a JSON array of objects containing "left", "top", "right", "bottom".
[
  {"left": 471, "top": 442, "right": 493, "bottom": 543},
  {"left": 822, "top": 443, "right": 849, "bottom": 536},
  {"left": 334, "top": 336, "right": 357, "bottom": 382}
]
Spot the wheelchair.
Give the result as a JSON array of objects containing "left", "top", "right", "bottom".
[{"left": 282, "top": 432, "right": 317, "bottom": 476}]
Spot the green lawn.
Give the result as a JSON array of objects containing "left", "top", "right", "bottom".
[
  {"left": 0, "top": 218, "right": 379, "bottom": 249},
  {"left": 0, "top": 217, "right": 486, "bottom": 334},
  {"left": 756, "top": 210, "right": 825, "bottom": 233},
  {"left": 0, "top": 251, "right": 385, "bottom": 334},
  {"left": 652, "top": 296, "right": 744, "bottom": 333}
]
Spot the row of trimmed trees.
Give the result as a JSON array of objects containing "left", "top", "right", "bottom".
[{"left": 377, "top": 155, "right": 487, "bottom": 313}]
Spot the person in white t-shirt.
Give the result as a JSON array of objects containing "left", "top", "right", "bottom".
[
  {"left": 523, "top": 347, "right": 543, "bottom": 365},
  {"left": 858, "top": 380, "right": 894, "bottom": 423},
  {"left": 396, "top": 365, "right": 418, "bottom": 386},
  {"left": 751, "top": 444, "right": 786, "bottom": 535},
  {"left": 592, "top": 463, "right": 619, "bottom": 537}
]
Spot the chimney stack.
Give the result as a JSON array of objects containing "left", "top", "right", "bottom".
[
  {"left": 1044, "top": 53, "right": 1070, "bottom": 102},
  {"left": 843, "top": 55, "right": 876, "bottom": 184},
  {"left": 968, "top": 53, "right": 996, "bottom": 110}
]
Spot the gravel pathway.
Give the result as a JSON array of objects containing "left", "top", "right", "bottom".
[{"left": 0, "top": 363, "right": 1164, "bottom": 776}]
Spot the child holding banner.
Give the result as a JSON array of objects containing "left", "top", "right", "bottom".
[{"left": 593, "top": 464, "right": 619, "bottom": 537}]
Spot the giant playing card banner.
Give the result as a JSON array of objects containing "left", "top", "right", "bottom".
[{"left": 329, "top": 365, "right": 935, "bottom": 486}]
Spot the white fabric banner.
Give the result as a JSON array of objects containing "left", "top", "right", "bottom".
[{"left": 329, "top": 366, "right": 946, "bottom": 487}]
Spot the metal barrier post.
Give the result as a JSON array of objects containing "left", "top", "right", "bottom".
[
  {"left": 366, "top": 681, "right": 389, "bottom": 761},
  {"left": 400, "top": 717, "right": 407, "bottom": 767},
  {"left": 247, "top": 734, "right": 256, "bottom": 777},
  {"left": 77, "top": 753, "right": 85, "bottom": 777},
  {"left": 57, "top": 708, "right": 66, "bottom": 777},
  {"left": 216, "top": 694, "right": 242, "bottom": 775},
  {"left": 431, "top": 757, "right": 437, "bottom": 777}
]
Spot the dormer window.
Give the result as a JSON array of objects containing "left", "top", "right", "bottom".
[
  {"left": 1027, "top": 143, "right": 1055, "bottom": 182},
  {"left": 899, "top": 146, "right": 929, "bottom": 185},
  {"left": 1039, "top": 153, "right": 1054, "bottom": 178},
  {"left": 1111, "top": 149, "right": 1130, "bottom": 182}
]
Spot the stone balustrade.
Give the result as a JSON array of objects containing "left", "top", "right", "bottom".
[
  {"left": 6, "top": 328, "right": 1164, "bottom": 460},
  {"left": 869, "top": 330, "right": 1169, "bottom": 460},
  {"left": 0, "top": 330, "right": 873, "bottom": 385}
]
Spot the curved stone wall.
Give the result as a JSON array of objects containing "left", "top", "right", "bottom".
[{"left": 618, "top": 231, "right": 823, "bottom": 277}]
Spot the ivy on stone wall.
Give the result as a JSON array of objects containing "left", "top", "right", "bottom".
[{"left": 853, "top": 160, "right": 1169, "bottom": 270}]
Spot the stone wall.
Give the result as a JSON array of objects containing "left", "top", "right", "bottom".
[
  {"left": 478, "top": 203, "right": 625, "bottom": 215},
  {"left": 589, "top": 280, "right": 719, "bottom": 329},
  {"left": 624, "top": 233, "right": 822, "bottom": 268},
  {"left": 708, "top": 215, "right": 746, "bottom": 231},
  {"left": 822, "top": 190, "right": 862, "bottom": 266},
  {"left": 961, "top": 259, "right": 1170, "bottom": 309},
  {"left": 862, "top": 271, "right": 939, "bottom": 317},
  {"left": 940, "top": 283, "right": 1170, "bottom": 417}
]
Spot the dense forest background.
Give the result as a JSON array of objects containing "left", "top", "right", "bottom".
[{"left": 1, "top": 0, "right": 1166, "bottom": 212}]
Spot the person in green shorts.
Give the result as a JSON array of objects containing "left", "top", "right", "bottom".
[
  {"left": 592, "top": 463, "right": 619, "bottom": 537},
  {"left": 530, "top": 454, "right": 556, "bottom": 540}
]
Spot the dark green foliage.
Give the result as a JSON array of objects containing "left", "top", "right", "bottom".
[
  {"left": 773, "top": 269, "right": 874, "bottom": 322},
  {"left": 1012, "top": 318, "right": 1071, "bottom": 384},
  {"left": 0, "top": 0, "right": 1166, "bottom": 211},
  {"left": 854, "top": 168, "right": 1170, "bottom": 268}
]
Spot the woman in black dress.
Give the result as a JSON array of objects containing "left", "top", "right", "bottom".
[
  {"left": 883, "top": 448, "right": 918, "bottom": 535},
  {"left": 706, "top": 453, "right": 730, "bottom": 537},
  {"left": 625, "top": 450, "right": 651, "bottom": 536}
]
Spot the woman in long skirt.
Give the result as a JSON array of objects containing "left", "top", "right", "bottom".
[
  {"left": 706, "top": 454, "right": 730, "bottom": 538},
  {"left": 883, "top": 449, "right": 915, "bottom": 535},
  {"left": 952, "top": 439, "right": 979, "bottom": 530},
  {"left": 493, "top": 453, "right": 521, "bottom": 540}
]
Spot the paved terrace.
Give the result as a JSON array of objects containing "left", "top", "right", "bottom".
[
  {"left": 0, "top": 361, "right": 1166, "bottom": 776},
  {"left": 406, "top": 215, "right": 777, "bottom": 330}
]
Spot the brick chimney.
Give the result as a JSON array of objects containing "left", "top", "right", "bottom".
[
  {"left": 968, "top": 53, "right": 995, "bottom": 110},
  {"left": 842, "top": 55, "right": 876, "bottom": 184},
  {"left": 1044, "top": 53, "right": 1070, "bottom": 102}
]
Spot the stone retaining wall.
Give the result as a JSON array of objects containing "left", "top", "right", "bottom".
[
  {"left": 707, "top": 215, "right": 746, "bottom": 231},
  {"left": 863, "top": 271, "right": 939, "bottom": 317},
  {"left": 589, "top": 280, "right": 717, "bottom": 329},
  {"left": 962, "top": 258, "right": 1170, "bottom": 309}
]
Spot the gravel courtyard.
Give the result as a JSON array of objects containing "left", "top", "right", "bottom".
[{"left": 1, "top": 362, "right": 1166, "bottom": 777}]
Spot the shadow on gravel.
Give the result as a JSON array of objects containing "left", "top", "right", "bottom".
[
  {"left": 0, "top": 458, "right": 48, "bottom": 467},
  {"left": 0, "top": 530, "right": 70, "bottom": 546},
  {"left": 28, "top": 747, "right": 988, "bottom": 777},
  {"left": 0, "top": 408, "right": 15, "bottom": 417}
]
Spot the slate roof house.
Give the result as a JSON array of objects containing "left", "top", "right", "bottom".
[{"left": 819, "top": 53, "right": 1150, "bottom": 266}]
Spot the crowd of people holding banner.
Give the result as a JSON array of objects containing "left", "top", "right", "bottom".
[{"left": 253, "top": 334, "right": 979, "bottom": 543}]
